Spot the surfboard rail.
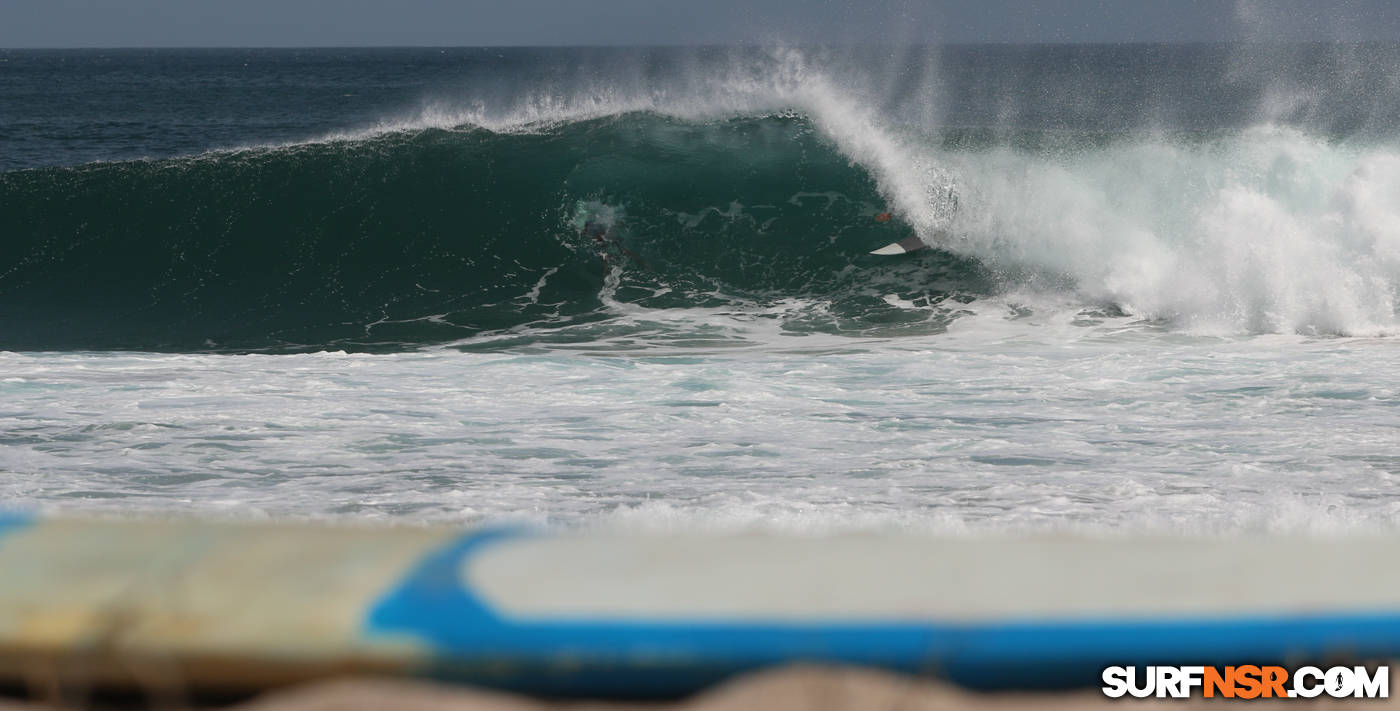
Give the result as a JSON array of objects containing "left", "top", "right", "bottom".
[
  {"left": 870, "top": 235, "right": 929, "bottom": 255},
  {"left": 0, "top": 516, "right": 1397, "bottom": 697}
]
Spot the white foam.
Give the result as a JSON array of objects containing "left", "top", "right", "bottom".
[
  {"left": 4, "top": 337, "right": 1399, "bottom": 536},
  {"left": 934, "top": 127, "right": 1400, "bottom": 335}
]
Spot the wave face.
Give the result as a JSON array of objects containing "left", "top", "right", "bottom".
[
  {"left": 5, "top": 45, "right": 1400, "bottom": 351},
  {"left": 0, "top": 114, "right": 988, "bottom": 351}
]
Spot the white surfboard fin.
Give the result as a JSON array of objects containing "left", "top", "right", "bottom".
[{"left": 870, "top": 235, "right": 929, "bottom": 255}]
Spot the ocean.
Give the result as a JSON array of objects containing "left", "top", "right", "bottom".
[{"left": 2, "top": 45, "right": 1398, "bottom": 533}]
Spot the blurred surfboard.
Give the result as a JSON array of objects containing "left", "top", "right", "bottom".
[
  {"left": 1, "top": 515, "right": 1399, "bottom": 697},
  {"left": 870, "top": 235, "right": 928, "bottom": 255}
]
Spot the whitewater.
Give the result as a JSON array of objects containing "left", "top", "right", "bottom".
[{"left": 1, "top": 44, "right": 1399, "bottom": 534}]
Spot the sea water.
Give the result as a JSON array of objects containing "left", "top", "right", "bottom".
[{"left": 2, "top": 45, "right": 1399, "bottom": 534}]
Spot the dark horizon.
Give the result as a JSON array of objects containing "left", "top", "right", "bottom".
[
  {"left": 4, "top": 1, "right": 1400, "bottom": 49},
  {"left": 7, "top": 39, "right": 1400, "bottom": 51}
]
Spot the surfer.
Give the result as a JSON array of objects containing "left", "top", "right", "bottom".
[
  {"left": 870, "top": 212, "right": 931, "bottom": 255},
  {"left": 582, "top": 215, "right": 648, "bottom": 271},
  {"left": 871, "top": 233, "right": 931, "bottom": 255},
  {"left": 869, "top": 187, "right": 958, "bottom": 255}
]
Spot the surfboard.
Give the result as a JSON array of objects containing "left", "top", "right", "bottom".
[
  {"left": 1, "top": 515, "right": 1399, "bottom": 697},
  {"left": 870, "top": 235, "right": 928, "bottom": 255}
]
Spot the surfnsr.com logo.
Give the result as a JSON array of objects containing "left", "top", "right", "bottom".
[{"left": 1102, "top": 665, "right": 1390, "bottom": 699}]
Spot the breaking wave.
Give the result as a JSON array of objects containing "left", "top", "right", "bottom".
[{"left": 4, "top": 45, "right": 1400, "bottom": 352}]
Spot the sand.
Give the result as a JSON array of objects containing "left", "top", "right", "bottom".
[{"left": 12, "top": 666, "right": 1394, "bottom": 711}]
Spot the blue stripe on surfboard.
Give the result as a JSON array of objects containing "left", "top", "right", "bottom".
[
  {"left": 366, "top": 528, "right": 1400, "bottom": 696},
  {"left": 0, "top": 511, "right": 34, "bottom": 543}
]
